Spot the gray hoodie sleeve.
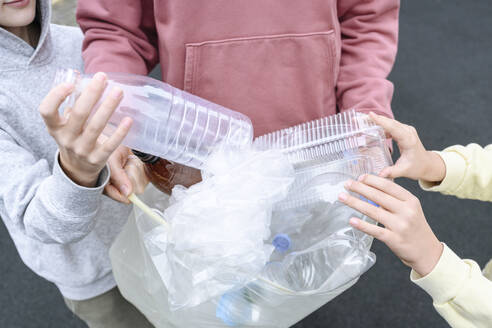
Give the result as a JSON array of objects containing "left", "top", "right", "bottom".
[{"left": 0, "top": 128, "right": 109, "bottom": 244}]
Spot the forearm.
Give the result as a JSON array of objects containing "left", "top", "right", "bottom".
[
  {"left": 76, "top": 0, "right": 158, "bottom": 74},
  {"left": 411, "top": 244, "right": 492, "bottom": 328},
  {"left": 420, "top": 144, "right": 492, "bottom": 201},
  {"left": 337, "top": 0, "right": 400, "bottom": 118},
  {"left": 2, "top": 150, "right": 107, "bottom": 244}
]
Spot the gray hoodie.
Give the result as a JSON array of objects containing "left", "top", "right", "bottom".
[{"left": 0, "top": 0, "right": 132, "bottom": 300}]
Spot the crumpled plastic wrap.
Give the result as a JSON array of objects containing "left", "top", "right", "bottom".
[{"left": 141, "top": 149, "right": 295, "bottom": 310}]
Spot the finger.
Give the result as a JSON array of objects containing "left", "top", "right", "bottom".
[
  {"left": 95, "top": 117, "right": 132, "bottom": 160},
  {"left": 124, "top": 158, "right": 149, "bottom": 194},
  {"left": 358, "top": 174, "right": 413, "bottom": 201},
  {"left": 66, "top": 72, "right": 107, "bottom": 134},
  {"left": 369, "top": 112, "right": 411, "bottom": 143},
  {"left": 83, "top": 87, "right": 123, "bottom": 146},
  {"left": 107, "top": 154, "right": 133, "bottom": 197},
  {"left": 349, "top": 217, "right": 393, "bottom": 243},
  {"left": 344, "top": 178, "right": 402, "bottom": 213},
  {"left": 338, "top": 191, "right": 393, "bottom": 228},
  {"left": 39, "top": 83, "right": 74, "bottom": 131},
  {"left": 104, "top": 183, "right": 131, "bottom": 204},
  {"left": 379, "top": 165, "right": 407, "bottom": 179}
]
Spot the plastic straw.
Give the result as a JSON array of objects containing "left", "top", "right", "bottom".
[{"left": 128, "top": 193, "right": 169, "bottom": 227}]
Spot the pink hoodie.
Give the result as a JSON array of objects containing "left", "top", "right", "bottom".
[{"left": 77, "top": 0, "right": 399, "bottom": 137}]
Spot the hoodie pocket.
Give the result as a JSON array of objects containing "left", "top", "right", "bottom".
[{"left": 184, "top": 31, "right": 338, "bottom": 137}]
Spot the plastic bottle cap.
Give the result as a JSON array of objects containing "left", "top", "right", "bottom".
[
  {"left": 216, "top": 294, "right": 238, "bottom": 327},
  {"left": 359, "top": 195, "right": 380, "bottom": 207},
  {"left": 272, "top": 234, "right": 292, "bottom": 252},
  {"left": 216, "top": 291, "right": 252, "bottom": 326}
]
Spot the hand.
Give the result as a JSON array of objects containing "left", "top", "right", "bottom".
[
  {"left": 39, "top": 72, "right": 132, "bottom": 187},
  {"left": 103, "top": 146, "right": 150, "bottom": 204},
  {"left": 369, "top": 112, "right": 446, "bottom": 182},
  {"left": 338, "top": 174, "right": 444, "bottom": 277}
]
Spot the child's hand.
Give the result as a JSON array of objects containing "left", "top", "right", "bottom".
[
  {"left": 39, "top": 72, "right": 132, "bottom": 188},
  {"left": 370, "top": 112, "right": 446, "bottom": 182},
  {"left": 103, "top": 146, "right": 150, "bottom": 204},
  {"left": 124, "top": 154, "right": 150, "bottom": 194},
  {"left": 338, "top": 174, "right": 444, "bottom": 277}
]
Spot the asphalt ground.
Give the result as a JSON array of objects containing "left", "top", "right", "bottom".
[{"left": 1, "top": 1, "right": 491, "bottom": 327}]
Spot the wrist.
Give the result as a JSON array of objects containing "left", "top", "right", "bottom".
[
  {"left": 62, "top": 166, "right": 99, "bottom": 188},
  {"left": 412, "top": 240, "right": 444, "bottom": 277},
  {"left": 59, "top": 155, "right": 100, "bottom": 188},
  {"left": 422, "top": 151, "right": 446, "bottom": 182}
]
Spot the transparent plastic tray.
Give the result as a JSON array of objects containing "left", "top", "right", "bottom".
[{"left": 254, "top": 109, "right": 392, "bottom": 173}]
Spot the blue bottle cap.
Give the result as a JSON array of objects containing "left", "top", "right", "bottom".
[
  {"left": 359, "top": 195, "right": 380, "bottom": 207},
  {"left": 216, "top": 291, "right": 253, "bottom": 326},
  {"left": 216, "top": 293, "right": 238, "bottom": 327},
  {"left": 272, "top": 234, "right": 291, "bottom": 252}
]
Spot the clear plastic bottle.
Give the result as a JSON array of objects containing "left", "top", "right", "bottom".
[
  {"left": 53, "top": 69, "right": 254, "bottom": 169},
  {"left": 215, "top": 281, "right": 285, "bottom": 326}
]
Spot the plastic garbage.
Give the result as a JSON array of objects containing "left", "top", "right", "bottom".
[
  {"left": 131, "top": 150, "right": 202, "bottom": 195},
  {"left": 109, "top": 110, "right": 393, "bottom": 328},
  {"left": 144, "top": 149, "right": 295, "bottom": 310},
  {"left": 110, "top": 186, "right": 360, "bottom": 328},
  {"left": 215, "top": 280, "right": 292, "bottom": 326},
  {"left": 53, "top": 69, "right": 253, "bottom": 169}
]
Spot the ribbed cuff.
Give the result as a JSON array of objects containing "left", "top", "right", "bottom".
[
  {"left": 410, "top": 244, "right": 470, "bottom": 304},
  {"left": 39, "top": 151, "right": 110, "bottom": 218},
  {"left": 419, "top": 151, "right": 467, "bottom": 193}
]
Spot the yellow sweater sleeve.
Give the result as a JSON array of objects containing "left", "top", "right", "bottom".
[
  {"left": 419, "top": 143, "right": 492, "bottom": 201},
  {"left": 415, "top": 144, "right": 492, "bottom": 327},
  {"left": 411, "top": 244, "right": 492, "bottom": 328}
]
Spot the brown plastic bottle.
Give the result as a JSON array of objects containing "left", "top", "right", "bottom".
[{"left": 132, "top": 150, "right": 202, "bottom": 195}]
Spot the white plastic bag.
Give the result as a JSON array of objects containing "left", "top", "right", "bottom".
[{"left": 110, "top": 111, "right": 393, "bottom": 327}]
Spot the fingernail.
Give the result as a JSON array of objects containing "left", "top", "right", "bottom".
[
  {"left": 110, "top": 87, "right": 123, "bottom": 99},
  {"left": 344, "top": 180, "right": 353, "bottom": 189},
  {"left": 349, "top": 218, "right": 359, "bottom": 226},
  {"left": 338, "top": 192, "right": 348, "bottom": 201},
  {"left": 94, "top": 72, "right": 107, "bottom": 82},
  {"left": 358, "top": 174, "right": 366, "bottom": 181},
  {"left": 63, "top": 82, "right": 74, "bottom": 92},
  {"left": 121, "top": 185, "right": 130, "bottom": 196},
  {"left": 121, "top": 117, "right": 132, "bottom": 128}
]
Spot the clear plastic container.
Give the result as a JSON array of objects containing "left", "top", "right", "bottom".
[
  {"left": 254, "top": 109, "right": 391, "bottom": 172},
  {"left": 53, "top": 69, "right": 254, "bottom": 169},
  {"left": 253, "top": 110, "right": 390, "bottom": 296}
]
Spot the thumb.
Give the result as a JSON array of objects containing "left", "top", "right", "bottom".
[
  {"left": 108, "top": 156, "right": 133, "bottom": 197},
  {"left": 379, "top": 165, "right": 406, "bottom": 179},
  {"left": 124, "top": 158, "right": 149, "bottom": 195},
  {"left": 369, "top": 112, "right": 409, "bottom": 145}
]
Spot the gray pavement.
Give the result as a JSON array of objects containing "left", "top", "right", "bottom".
[
  {"left": 51, "top": 0, "right": 77, "bottom": 27},
  {"left": 1, "top": 1, "right": 491, "bottom": 327}
]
